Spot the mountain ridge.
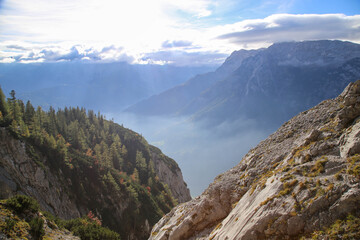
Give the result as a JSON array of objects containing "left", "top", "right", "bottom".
[
  {"left": 0, "top": 62, "right": 214, "bottom": 111},
  {"left": 126, "top": 40, "right": 360, "bottom": 129}
]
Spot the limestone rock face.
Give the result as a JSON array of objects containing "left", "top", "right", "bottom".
[
  {"left": 149, "top": 80, "right": 360, "bottom": 240},
  {"left": 0, "top": 128, "right": 81, "bottom": 219},
  {"left": 151, "top": 148, "right": 191, "bottom": 203}
]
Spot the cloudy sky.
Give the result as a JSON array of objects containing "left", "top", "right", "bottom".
[{"left": 0, "top": 0, "right": 359, "bottom": 65}]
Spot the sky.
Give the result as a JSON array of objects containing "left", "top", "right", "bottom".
[{"left": 0, "top": 0, "right": 359, "bottom": 65}]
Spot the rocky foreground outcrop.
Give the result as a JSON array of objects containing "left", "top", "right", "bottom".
[{"left": 149, "top": 80, "right": 360, "bottom": 239}]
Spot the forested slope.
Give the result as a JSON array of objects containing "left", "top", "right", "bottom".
[{"left": 0, "top": 87, "right": 190, "bottom": 239}]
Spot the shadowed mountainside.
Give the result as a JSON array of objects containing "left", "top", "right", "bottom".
[{"left": 127, "top": 40, "right": 360, "bottom": 130}]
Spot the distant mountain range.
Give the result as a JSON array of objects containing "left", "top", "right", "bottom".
[
  {"left": 126, "top": 40, "right": 360, "bottom": 129},
  {"left": 0, "top": 62, "right": 214, "bottom": 111}
]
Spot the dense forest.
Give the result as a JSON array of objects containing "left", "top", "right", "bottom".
[{"left": 0, "top": 86, "right": 178, "bottom": 239}]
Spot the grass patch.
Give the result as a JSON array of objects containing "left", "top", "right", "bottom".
[
  {"left": 347, "top": 154, "right": 360, "bottom": 178},
  {"left": 308, "top": 214, "right": 360, "bottom": 239},
  {"left": 309, "top": 157, "right": 328, "bottom": 177}
]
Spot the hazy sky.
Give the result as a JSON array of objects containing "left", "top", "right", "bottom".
[{"left": 0, "top": 0, "right": 359, "bottom": 65}]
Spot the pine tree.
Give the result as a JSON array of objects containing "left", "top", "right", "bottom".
[
  {"left": 8, "top": 90, "right": 21, "bottom": 122},
  {"left": 10, "top": 119, "right": 19, "bottom": 134},
  {"left": 24, "top": 101, "right": 35, "bottom": 124},
  {"left": 10, "top": 100, "right": 22, "bottom": 122},
  {"left": 56, "top": 134, "right": 68, "bottom": 162},
  {"left": 0, "top": 86, "right": 9, "bottom": 116},
  {"left": 19, "top": 120, "right": 30, "bottom": 137},
  {"left": 9, "top": 90, "right": 15, "bottom": 100},
  {"left": 136, "top": 151, "right": 147, "bottom": 184},
  {"left": 47, "top": 106, "right": 58, "bottom": 136}
]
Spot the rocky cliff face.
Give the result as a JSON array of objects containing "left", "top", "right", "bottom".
[
  {"left": 150, "top": 146, "right": 191, "bottom": 203},
  {"left": 149, "top": 80, "right": 360, "bottom": 239},
  {"left": 0, "top": 128, "right": 81, "bottom": 219}
]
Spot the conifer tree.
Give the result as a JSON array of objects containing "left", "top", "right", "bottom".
[
  {"left": 9, "top": 90, "right": 15, "bottom": 100},
  {"left": 24, "top": 100, "right": 35, "bottom": 124},
  {"left": 0, "top": 87, "right": 9, "bottom": 117},
  {"left": 0, "top": 86, "right": 10, "bottom": 125},
  {"left": 136, "top": 151, "right": 147, "bottom": 183}
]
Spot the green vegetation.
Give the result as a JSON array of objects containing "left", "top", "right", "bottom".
[
  {"left": 0, "top": 86, "right": 178, "bottom": 239},
  {"left": 279, "top": 179, "right": 298, "bottom": 196},
  {"left": 0, "top": 195, "right": 120, "bottom": 240},
  {"left": 308, "top": 215, "right": 360, "bottom": 240},
  {"left": 250, "top": 170, "right": 274, "bottom": 195},
  {"left": 29, "top": 217, "right": 45, "bottom": 240},
  {"left": 309, "top": 157, "right": 328, "bottom": 177},
  {"left": 60, "top": 215, "right": 120, "bottom": 240},
  {"left": 1, "top": 195, "right": 43, "bottom": 239},
  {"left": 293, "top": 142, "right": 315, "bottom": 158},
  {"left": 347, "top": 154, "right": 360, "bottom": 178},
  {"left": 5, "top": 195, "right": 40, "bottom": 215}
]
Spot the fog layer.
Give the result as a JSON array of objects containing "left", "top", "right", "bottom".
[{"left": 107, "top": 112, "right": 270, "bottom": 197}]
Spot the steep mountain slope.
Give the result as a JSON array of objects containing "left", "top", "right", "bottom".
[
  {"left": 149, "top": 80, "right": 360, "bottom": 239},
  {"left": 0, "top": 62, "right": 214, "bottom": 111},
  {"left": 0, "top": 88, "right": 190, "bottom": 239},
  {"left": 127, "top": 40, "right": 360, "bottom": 129},
  {"left": 125, "top": 49, "right": 260, "bottom": 116}
]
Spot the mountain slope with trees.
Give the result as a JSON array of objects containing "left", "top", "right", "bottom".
[{"left": 0, "top": 86, "right": 190, "bottom": 240}]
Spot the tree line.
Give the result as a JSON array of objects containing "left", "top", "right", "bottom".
[{"left": 0, "top": 86, "right": 177, "bottom": 238}]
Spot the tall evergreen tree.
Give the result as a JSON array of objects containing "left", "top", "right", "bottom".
[
  {"left": 0, "top": 86, "right": 10, "bottom": 125},
  {"left": 24, "top": 101, "right": 35, "bottom": 124},
  {"left": 136, "top": 151, "right": 147, "bottom": 184},
  {"left": 9, "top": 90, "right": 16, "bottom": 100},
  {"left": 0, "top": 86, "right": 9, "bottom": 115}
]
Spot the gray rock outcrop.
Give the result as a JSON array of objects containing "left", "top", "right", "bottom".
[
  {"left": 151, "top": 147, "right": 191, "bottom": 203},
  {"left": 149, "top": 80, "right": 360, "bottom": 239},
  {"left": 0, "top": 128, "right": 81, "bottom": 219}
]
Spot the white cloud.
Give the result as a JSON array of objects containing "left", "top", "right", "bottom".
[
  {"left": 141, "top": 50, "right": 227, "bottom": 66},
  {"left": 0, "top": 0, "right": 213, "bottom": 52},
  {"left": 216, "top": 14, "right": 360, "bottom": 48},
  {"left": 162, "top": 40, "right": 193, "bottom": 49},
  {"left": 0, "top": 43, "right": 135, "bottom": 64},
  {"left": 1, "top": 4, "right": 360, "bottom": 66},
  {"left": 0, "top": 57, "right": 16, "bottom": 63}
]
